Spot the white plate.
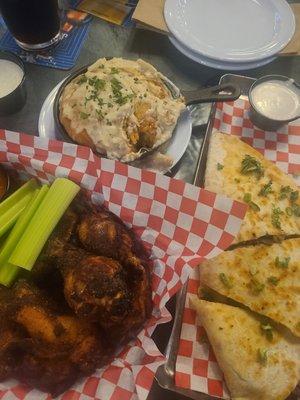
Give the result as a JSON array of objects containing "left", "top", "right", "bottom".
[
  {"left": 164, "top": 0, "right": 295, "bottom": 62},
  {"left": 38, "top": 79, "right": 192, "bottom": 174},
  {"left": 169, "top": 36, "right": 276, "bottom": 71}
]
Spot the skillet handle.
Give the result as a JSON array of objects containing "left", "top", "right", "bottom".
[{"left": 182, "top": 83, "right": 241, "bottom": 105}]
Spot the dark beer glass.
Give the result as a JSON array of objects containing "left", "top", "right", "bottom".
[{"left": 0, "top": 0, "right": 61, "bottom": 51}]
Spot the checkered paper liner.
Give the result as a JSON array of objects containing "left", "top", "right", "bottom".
[
  {"left": 175, "top": 98, "right": 300, "bottom": 398},
  {"left": 0, "top": 129, "right": 247, "bottom": 400}
]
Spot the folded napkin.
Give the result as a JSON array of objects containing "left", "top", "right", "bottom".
[{"left": 132, "top": 0, "right": 300, "bottom": 56}]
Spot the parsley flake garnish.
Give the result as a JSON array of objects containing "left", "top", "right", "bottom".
[
  {"left": 80, "top": 111, "right": 89, "bottom": 119},
  {"left": 290, "top": 190, "right": 299, "bottom": 203},
  {"left": 275, "top": 256, "right": 290, "bottom": 269},
  {"left": 217, "top": 163, "right": 224, "bottom": 170},
  {"left": 243, "top": 193, "right": 260, "bottom": 211},
  {"left": 96, "top": 109, "right": 104, "bottom": 119},
  {"left": 110, "top": 67, "right": 119, "bottom": 74},
  {"left": 260, "top": 323, "right": 274, "bottom": 342},
  {"left": 241, "top": 155, "right": 264, "bottom": 179},
  {"left": 110, "top": 77, "right": 134, "bottom": 105},
  {"left": 292, "top": 203, "right": 300, "bottom": 217},
  {"left": 249, "top": 278, "right": 265, "bottom": 295},
  {"left": 279, "top": 185, "right": 292, "bottom": 200},
  {"left": 258, "top": 180, "right": 273, "bottom": 197},
  {"left": 77, "top": 74, "right": 87, "bottom": 84},
  {"left": 88, "top": 76, "right": 106, "bottom": 91},
  {"left": 219, "top": 273, "right": 234, "bottom": 289},
  {"left": 267, "top": 276, "right": 279, "bottom": 286},
  {"left": 257, "top": 348, "right": 268, "bottom": 365},
  {"left": 271, "top": 206, "right": 283, "bottom": 229},
  {"left": 286, "top": 207, "right": 293, "bottom": 216}
]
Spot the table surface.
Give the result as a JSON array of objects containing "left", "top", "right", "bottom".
[{"left": 1, "top": 10, "right": 300, "bottom": 400}]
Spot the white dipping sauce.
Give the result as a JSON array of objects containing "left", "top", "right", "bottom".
[
  {"left": 0, "top": 59, "right": 24, "bottom": 98},
  {"left": 251, "top": 80, "right": 300, "bottom": 121}
]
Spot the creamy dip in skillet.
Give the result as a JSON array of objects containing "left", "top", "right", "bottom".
[
  {"left": 251, "top": 80, "right": 300, "bottom": 121},
  {"left": 59, "top": 58, "right": 185, "bottom": 163},
  {"left": 0, "top": 59, "right": 24, "bottom": 98}
]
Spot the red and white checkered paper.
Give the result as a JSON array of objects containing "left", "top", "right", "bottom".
[
  {"left": 175, "top": 98, "right": 300, "bottom": 398},
  {"left": 0, "top": 129, "right": 247, "bottom": 400}
]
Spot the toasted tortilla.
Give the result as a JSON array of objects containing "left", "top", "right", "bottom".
[
  {"left": 199, "top": 238, "right": 300, "bottom": 337},
  {"left": 190, "top": 298, "right": 300, "bottom": 400},
  {"left": 205, "top": 131, "right": 300, "bottom": 244}
]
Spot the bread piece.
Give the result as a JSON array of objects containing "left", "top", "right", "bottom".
[
  {"left": 205, "top": 131, "right": 300, "bottom": 244},
  {"left": 199, "top": 238, "right": 300, "bottom": 337},
  {"left": 191, "top": 298, "right": 300, "bottom": 400}
]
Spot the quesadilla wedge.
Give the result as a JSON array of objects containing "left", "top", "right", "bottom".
[
  {"left": 190, "top": 298, "right": 300, "bottom": 400},
  {"left": 199, "top": 238, "right": 300, "bottom": 337},
  {"left": 205, "top": 131, "right": 300, "bottom": 244}
]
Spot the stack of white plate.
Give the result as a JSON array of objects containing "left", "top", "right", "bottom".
[{"left": 164, "top": 0, "right": 295, "bottom": 70}]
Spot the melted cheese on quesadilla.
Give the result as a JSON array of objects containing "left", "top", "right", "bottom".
[
  {"left": 191, "top": 299, "right": 300, "bottom": 400},
  {"left": 199, "top": 238, "right": 300, "bottom": 337},
  {"left": 205, "top": 131, "right": 300, "bottom": 244}
]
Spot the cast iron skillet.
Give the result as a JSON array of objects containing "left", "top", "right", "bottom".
[{"left": 53, "top": 61, "right": 241, "bottom": 159}]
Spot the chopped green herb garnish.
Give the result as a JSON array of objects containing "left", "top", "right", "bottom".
[
  {"left": 257, "top": 348, "right": 268, "bottom": 365},
  {"left": 110, "top": 77, "right": 133, "bottom": 105},
  {"left": 291, "top": 203, "right": 300, "bottom": 217},
  {"left": 77, "top": 74, "right": 87, "bottom": 84},
  {"left": 286, "top": 207, "right": 293, "bottom": 216},
  {"left": 96, "top": 109, "right": 104, "bottom": 119},
  {"left": 243, "top": 193, "right": 252, "bottom": 203},
  {"left": 243, "top": 193, "right": 260, "bottom": 211},
  {"left": 260, "top": 323, "right": 274, "bottom": 342},
  {"left": 111, "top": 67, "right": 119, "bottom": 74},
  {"left": 217, "top": 163, "right": 224, "bottom": 170},
  {"left": 267, "top": 276, "right": 279, "bottom": 286},
  {"left": 219, "top": 273, "right": 234, "bottom": 289},
  {"left": 275, "top": 256, "right": 290, "bottom": 269},
  {"left": 279, "top": 185, "right": 292, "bottom": 200},
  {"left": 249, "top": 202, "right": 260, "bottom": 211},
  {"left": 290, "top": 190, "right": 299, "bottom": 203},
  {"left": 111, "top": 77, "right": 122, "bottom": 91},
  {"left": 80, "top": 111, "right": 89, "bottom": 119},
  {"left": 88, "top": 76, "right": 106, "bottom": 91},
  {"left": 258, "top": 180, "right": 273, "bottom": 197},
  {"left": 271, "top": 206, "right": 283, "bottom": 229},
  {"left": 241, "top": 155, "right": 264, "bottom": 179},
  {"left": 249, "top": 278, "right": 265, "bottom": 295}
]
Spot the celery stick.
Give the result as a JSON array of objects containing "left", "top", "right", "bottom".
[
  {"left": 0, "top": 262, "right": 18, "bottom": 287},
  {"left": 0, "top": 192, "right": 34, "bottom": 238},
  {"left": 0, "top": 179, "right": 38, "bottom": 214},
  {"left": 10, "top": 178, "right": 80, "bottom": 271},
  {"left": 0, "top": 186, "right": 49, "bottom": 286}
]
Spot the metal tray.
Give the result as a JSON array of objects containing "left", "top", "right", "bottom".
[{"left": 155, "top": 73, "right": 298, "bottom": 400}]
